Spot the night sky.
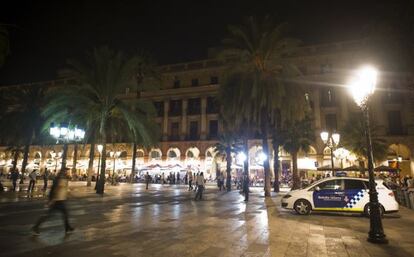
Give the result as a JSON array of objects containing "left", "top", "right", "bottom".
[{"left": 0, "top": 0, "right": 410, "bottom": 84}]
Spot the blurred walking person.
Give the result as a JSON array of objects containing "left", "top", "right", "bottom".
[
  {"left": 32, "top": 168, "right": 74, "bottom": 235},
  {"left": 11, "top": 169, "right": 19, "bottom": 191},
  {"left": 145, "top": 172, "right": 151, "bottom": 190},
  {"left": 28, "top": 170, "right": 37, "bottom": 192},
  {"left": 188, "top": 171, "right": 193, "bottom": 191},
  {"left": 43, "top": 168, "right": 50, "bottom": 190},
  {"left": 194, "top": 172, "right": 205, "bottom": 200}
]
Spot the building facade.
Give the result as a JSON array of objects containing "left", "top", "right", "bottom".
[{"left": 1, "top": 40, "right": 413, "bottom": 180}]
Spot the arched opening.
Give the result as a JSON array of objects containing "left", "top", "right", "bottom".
[
  {"left": 149, "top": 148, "right": 162, "bottom": 161},
  {"left": 387, "top": 143, "right": 412, "bottom": 177}
]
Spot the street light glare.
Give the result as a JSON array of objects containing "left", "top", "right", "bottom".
[
  {"left": 97, "top": 144, "right": 103, "bottom": 153},
  {"left": 237, "top": 152, "right": 247, "bottom": 163},
  {"left": 348, "top": 65, "right": 377, "bottom": 106},
  {"left": 332, "top": 133, "right": 340, "bottom": 145},
  {"left": 320, "top": 131, "right": 329, "bottom": 143}
]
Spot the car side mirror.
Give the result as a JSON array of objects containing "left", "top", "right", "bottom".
[{"left": 315, "top": 186, "right": 320, "bottom": 191}]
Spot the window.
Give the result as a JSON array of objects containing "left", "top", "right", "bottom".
[
  {"left": 169, "top": 100, "right": 182, "bottom": 116},
  {"left": 315, "top": 179, "right": 343, "bottom": 190},
  {"left": 321, "top": 87, "right": 337, "bottom": 107},
  {"left": 209, "top": 120, "right": 218, "bottom": 139},
  {"left": 187, "top": 98, "right": 201, "bottom": 115},
  {"left": 170, "top": 122, "right": 180, "bottom": 141},
  {"left": 207, "top": 96, "right": 219, "bottom": 114},
  {"left": 150, "top": 151, "right": 161, "bottom": 159},
  {"left": 168, "top": 150, "right": 177, "bottom": 158},
  {"left": 173, "top": 79, "right": 180, "bottom": 88},
  {"left": 210, "top": 76, "right": 219, "bottom": 84},
  {"left": 191, "top": 78, "right": 199, "bottom": 87},
  {"left": 189, "top": 121, "right": 199, "bottom": 140},
  {"left": 153, "top": 101, "right": 164, "bottom": 117},
  {"left": 325, "top": 114, "right": 337, "bottom": 131},
  {"left": 345, "top": 179, "right": 366, "bottom": 190},
  {"left": 388, "top": 111, "right": 404, "bottom": 135}
]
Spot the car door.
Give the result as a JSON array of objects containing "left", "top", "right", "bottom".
[
  {"left": 343, "top": 179, "right": 368, "bottom": 212},
  {"left": 312, "top": 179, "right": 345, "bottom": 210}
]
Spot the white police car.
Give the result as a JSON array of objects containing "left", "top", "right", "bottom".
[{"left": 281, "top": 177, "right": 399, "bottom": 216}]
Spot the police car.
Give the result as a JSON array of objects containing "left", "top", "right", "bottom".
[{"left": 281, "top": 177, "right": 399, "bottom": 216}]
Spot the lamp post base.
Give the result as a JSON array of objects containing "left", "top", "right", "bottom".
[{"left": 367, "top": 233, "right": 388, "bottom": 244}]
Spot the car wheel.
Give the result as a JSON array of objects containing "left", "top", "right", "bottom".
[
  {"left": 294, "top": 199, "right": 311, "bottom": 215},
  {"left": 363, "top": 203, "right": 384, "bottom": 218}
]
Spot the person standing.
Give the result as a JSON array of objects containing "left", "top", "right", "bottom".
[
  {"left": 194, "top": 172, "right": 205, "bottom": 200},
  {"left": 188, "top": 171, "right": 193, "bottom": 191},
  {"left": 43, "top": 168, "right": 50, "bottom": 190},
  {"left": 11, "top": 169, "right": 19, "bottom": 191},
  {"left": 28, "top": 170, "right": 37, "bottom": 192},
  {"left": 161, "top": 172, "right": 165, "bottom": 185},
  {"left": 145, "top": 172, "right": 150, "bottom": 190},
  {"left": 32, "top": 168, "right": 74, "bottom": 235},
  {"left": 176, "top": 172, "right": 180, "bottom": 185}
]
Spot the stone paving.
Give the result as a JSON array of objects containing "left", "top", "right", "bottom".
[{"left": 0, "top": 181, "right": 413, "bottom": 257}]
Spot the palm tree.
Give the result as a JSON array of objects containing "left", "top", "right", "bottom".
[
  {"left": 341, "top": 112, "right": 388, "bottom": 172},
  {"left": 43, "top": 46, "right": 159, "bottom": 194},
  {"left": 219, "top": 16, "right": 301, "bottom": 196},
  {"left": 282, "top": 117, "right": 315, "bottom": 190},
  {"left": 213, "top": 133, "right": 240, "bottom": 191},
  {"left": 130, "top": 52, "right": 160, "bottom": 182},
  {"left": 0, "top": 85, "right": 47, "bottom": 180}
]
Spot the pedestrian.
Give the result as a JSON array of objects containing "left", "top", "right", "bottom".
[
  {"left": 194, "top": 172, "right": 205, "bottom": 200},
  {"left": 243, "top": 174, "right": 249, "bottom": 202},
  {"left": 188, "top": 171, "right": 193, "bottom": 191},
  {"left": 145, "top": 172, "right": 150, "bottom": 190},
  {"left": 161, "top": 172, "right": 165, "bottom": 185},
  {"left": 11, "top": 169, "right": 19, "bottom": 191},
  {"left": 43, "top": 168, "right": 50, "bottom": 190},
  {"left": 28, "top": 170, "right": 37, "bottom": 192},
  {"left": 32, "top": 168, "right": 74, "bottom": 235}
]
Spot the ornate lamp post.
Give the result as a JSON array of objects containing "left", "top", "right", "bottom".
[
  {"left": 348, "top": 66, "right": 387, "bottom": 244},
  {"left": 95, "top": 145, "right": 103, "bottom": 189},
  {"left": 49, "top": 123, "right": 85, "bottom": 173},
  {"left": 110, "top": 150, "right": 121, "bottom": 185},
  {"left": 320, "top": 131, "right": 340, "bottom": 175}
]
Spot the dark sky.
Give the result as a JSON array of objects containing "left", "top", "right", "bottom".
[{"left": 0, "top": 0, "right": 410, "bottom": 84}]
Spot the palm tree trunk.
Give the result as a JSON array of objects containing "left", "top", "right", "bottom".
[
  {"left": 21, "top": 144, "right": 30, "bottom": 182},
  {"left": 243, "top": 138, "right": 249, "bottom": 201},
  {"left": 72, "top": 143, "right": 78, "bottom": 179},
  {"left": 272, "top": 141, "right": 280, "bottom": 192},
  {"left": 130, "top": 143, "right": 137, "bottom": 183},
  {"left": 87, "top": 142, "right": 95, "bottom": 187},
  {"left": 225, "top": 146, "right": 232, "bottom": 191},
  {"left": 260, "top": 112, "right": 271, "bottom": 197},
  {"left": 291, "top": 151, "right": 300, "bottom": 190},
  {"left": 12, "top": 151, "right": 18, "bottom": 171},
  {"left": 96, "top": 138, "right": 106, "bottom": 194}
]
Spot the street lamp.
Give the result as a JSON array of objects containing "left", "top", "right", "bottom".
[
  {"left": 49, "top": 123, "right": 85, "bottom": 173},
  {"left": 333, "top": 147, "right": 350, "bottom": 169},
  {"left": 110, "top": 150, "right": 121, "bottom": 185},
  {"left": 95, "top": 145, "right": 103, "bottom": 189},
  {"left": 320, "top": 131, "right": 340, "bottom": 175},
  {"left": 348, "top": 65, "right": 387, "bottom": 244}
]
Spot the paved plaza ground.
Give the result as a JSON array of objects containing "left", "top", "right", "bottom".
[{"left": 0, "top": 181, "right": 413, "bottom": 257}]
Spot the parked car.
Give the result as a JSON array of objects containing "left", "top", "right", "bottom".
[{"left": 281, "top": 177, "right": 399, "bottom": 216}]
